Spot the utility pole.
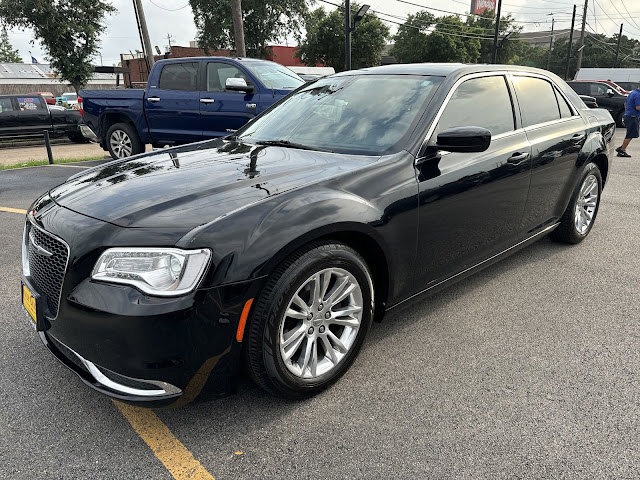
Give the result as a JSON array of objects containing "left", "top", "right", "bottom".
[
  {"left": 231, "top": 0, "right": 246, "bottom": 57},
  {"left": 345, "top": 0, "right": 352, "bottom": 70},
  {"left": 132, "top": 0, "right": 155, "bottom": 73},
  {"left": 547, "top": 16, "right": 555, "bottom": 71},
  {"left": 491, "top": 0, "right": 504, "bottom": 64},
  {"left": 574, "top": 0, "right": 588, "bottom": 78},
  {"left": 565, "top": 5, "right": 577, "bottom": 80},
  {"left": 614, "top": 24, "right": 623, "bottom": 67}
]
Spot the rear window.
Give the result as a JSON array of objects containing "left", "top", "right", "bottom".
[
  {"left": 512, "top": 76, "right": 561, "bottom": 127},
  {"left": 158, "top": 62, "right": 199, "bottom": 91},
  {"left": 17, "top": 97, "right": 44, "bottom": 111},
  {"left": 0, "top": 97, "right": 14, "bottom": 113},
  {"left": 568, "top": 82, "right": 588, "bottom": 95}
]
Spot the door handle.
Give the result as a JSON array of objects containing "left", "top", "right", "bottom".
[
  {"left": 147, "top": 97, "right": 160, "bottom": 103},
  {"left": 507, "top": 152, "right": 530, "bottom": 164},
  {"left": 200, "top": 98, "right": 215, "bottom": 104},
  {"left": 571, "top": 133, "right": 586, "bottom": 143}
]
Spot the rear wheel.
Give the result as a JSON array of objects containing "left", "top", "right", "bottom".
[
  {"left": 551, "top": 162, "right": 602, "bottom": 244},
  {"left": 106, "top": 122, "right": 144, "bottom": 159},
  {"left": 244, "top": 242, "right": 374, "bottom": 398},
  {"left": 615, "top": 110, "right": 625, "bottom": 128}
]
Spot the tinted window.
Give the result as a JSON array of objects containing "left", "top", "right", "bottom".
[
  {"left": 435, "top": 75, "right": 515, "bottom": 137},
  {"left": 243, "top": 62, "right": 305, "bottom": 90},
  {"left": 569, "top": 82, "right": 588, "bottom": 95},
  {"left": 589, "top": 83, "right": 609, "bottom": 96},
  {"left": 555, "top": 89, "right": 574, "bottom": 118},
  {"left": 0, "top": 97, "right": 14, "bottom": 113},
  {"left": 207, "top": 63, "right": 248, "bottom": 92},
  {"left": 237, "top": 75, "right": 443, "bottom": 155},
  {"left": 512, "top": 76, "right": 560, "bottom": 127},
  {"left": 17, "top": 96, "right": 44, "bottom": 111},
  {"left": 158, "top": 63, "right": 199, "bottom": 91}
]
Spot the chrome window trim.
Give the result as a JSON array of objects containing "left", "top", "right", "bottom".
[
  {"left": 418, "top": 71, "right": 517, "bottom": 162},
  {"left": 27, "top": 210, "right": 70, "bottom": 321}
]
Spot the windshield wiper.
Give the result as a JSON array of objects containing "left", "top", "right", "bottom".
[{"left": 255, "top": 140, "right": 331, "bottom": 152}]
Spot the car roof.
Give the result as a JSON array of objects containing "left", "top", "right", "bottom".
[
  {"left": 156, "top": 56, "right": 276, "bottom": 64},
  {"left": 335, "top": 63, "right": 558, "bottom": 78}
]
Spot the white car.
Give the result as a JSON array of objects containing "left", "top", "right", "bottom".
[{"left": 61, "top": 92, "right": 79, "bottom": 107}]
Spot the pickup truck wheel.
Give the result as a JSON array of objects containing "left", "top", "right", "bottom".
[
  {"left": 244, "top": 242, "right": 374, "bottom": 399},
  {"left": 67, "top": 131, "right": 87, "bottom": 143},
  {"left": 550, "top": 162, "right": 602, "bottom": 244},
  {"left": 106, "top": 123, "right": 143, "bottom": 159},
  {"left": 615, "top": 111, "right": 625, "bottom": 128}
]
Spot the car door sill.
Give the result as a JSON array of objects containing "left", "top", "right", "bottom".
[{"left": 388, "top": 222, "right": 560, "bottom": 310}]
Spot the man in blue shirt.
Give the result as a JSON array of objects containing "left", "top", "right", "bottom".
[{"left": 616, "top": 82, "right": 640, "bottom": 157}]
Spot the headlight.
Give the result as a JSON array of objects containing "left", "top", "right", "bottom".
[{"left": 91, "top": 248, "right": 211, "bottom": 296}]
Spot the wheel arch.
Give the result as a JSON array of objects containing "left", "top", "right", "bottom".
[
  {"left": 257, "top": 224, "right": 391, "bottom": 323},
  {"left": 590, "top": 153, "right": 609, "bottom": 186}
]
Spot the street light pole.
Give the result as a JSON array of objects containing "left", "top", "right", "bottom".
[
  {"left": 565, "top": 4, "right": 577, "bottom": 80},
  {"left": 491, "top": 0, "right": 504, "bottom": 64},
  {"left": 345, "top": 0, "right": 352, "bottom": 71}
]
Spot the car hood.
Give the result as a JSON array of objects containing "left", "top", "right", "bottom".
[{"left": 49, "top": 139, "right": 375, "bottom": 229}]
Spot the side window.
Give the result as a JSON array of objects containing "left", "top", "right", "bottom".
[
  {"left": 0, "top": 97, "right": 14, "bottom": 113},
  {"left": 512, "top": 76, "right": 560, "bottom": 127},
  {"left": 17, "top": 96, "right": 44, "bottom": 111},
  {"left": 569, "top": 83, "right": 588, "bottom": 95},
  {"left": 434, "top": 75, "right": 515, "bottom": 138},
  {"left": 206, "top": 63, "right": 248, "bottom": 92},
  {"left": 555, "top": 89, "right": 574, "bottom": 118},
  {"left": 158, "top": 63, "right": 199, "bottom": 91},
  {"left": 590, "top": 83, "right": 608, "bottom": 96}
]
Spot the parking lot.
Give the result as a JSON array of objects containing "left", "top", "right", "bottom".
[{"left": 1, "top": 129, "right": 638, "bottom": 479}]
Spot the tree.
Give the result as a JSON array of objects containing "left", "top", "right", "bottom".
[
  {"left": 0, "top": 26, "right": 21, "bottom": 62},
  {"left": 189, "top": 0, "right": 307, "bottom": 58},
  {"left": 296, "top": 4, "right": 389, "bottom": 72},
  {"left": 0, "top": 0, "right": 115, "bottom": 92}
]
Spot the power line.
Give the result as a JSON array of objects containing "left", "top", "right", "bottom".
[{"left": 147, "top": 0, "right": 190, "bottom": 12}]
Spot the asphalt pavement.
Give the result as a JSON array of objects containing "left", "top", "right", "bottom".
[{"left": 0, "top": 133, "right": 638, "bottom": 479}]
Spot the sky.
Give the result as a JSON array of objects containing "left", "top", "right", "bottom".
[{"left": 6, "top": 0, "right": 640, "bottom": 65}]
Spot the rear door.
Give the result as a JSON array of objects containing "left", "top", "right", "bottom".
[
  {"left": 511, "top": 74, "right": 588, "bottom": 233},
  {"left": 145, "top": 61, "right": 201, "bottom": 145},
  {"left": 414, "top": 74, "right": 532, "bottom": 287},
  {"left": 16, "top": 96, "right": 51, "bottom": 137},
  {"left": 200, "top": 61, "right": 258, "bottom": 137}
]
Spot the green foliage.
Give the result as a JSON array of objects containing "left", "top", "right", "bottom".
[
  {"left": 296, "top": 4, "right": 390, "bottom": 71},
  {"left": 0, "top": 0, "right": 115, "bottom": 92},
  {"left": 189, "top": 0, "right": 308, "bottom": 58},
  {"left": 0, "top": 26, "right": 21, "bottom": 62}
]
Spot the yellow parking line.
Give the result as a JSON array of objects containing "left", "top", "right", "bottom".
[
  {"left": 0, "top": 207, "right": 27, "bottom": 214},
  {"left": 113, "top": 400, "right": 216, "bottom": 480}
]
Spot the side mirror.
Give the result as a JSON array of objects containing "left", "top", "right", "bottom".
[
  {"left": 435, "top": 126, "right": 491, "bottom": 153},
  {"left": 606, "top": 88, "right": 614, "bottom": 97},
  {"left": 225, "top": 77, "right": 254, "bottom": 93}
]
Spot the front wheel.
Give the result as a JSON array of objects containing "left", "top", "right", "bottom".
[
  {"left": 244, "top": 242, "right": 374, "bottom": 398},
  {"left": 551, "top": 162, "right": 602, "bottom": 244},
  {"left": 106, "top": 122, "right": 144, "bottom": 160},
  {"left": 615, "top": 110, "right": 625, "bottom": 128}
]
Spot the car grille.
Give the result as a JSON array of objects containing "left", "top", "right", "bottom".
[{"left": 25, "top": 222, "right": 69, "bottom": 317}]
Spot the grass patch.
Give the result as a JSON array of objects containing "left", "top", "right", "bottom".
[{"left": 0, "top": 156, "right": 106, "bottom": 171}]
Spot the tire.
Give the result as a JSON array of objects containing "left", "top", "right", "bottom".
[
  {"left": 550, "top": 162, "right": 602, "bottom": 244},
  {"left": 615, "top": 110, "right": 625, "bottom": 128},
  {"left": 67, "top": 131, "right": 87, "bottom": 143},
  {"left": 244, "top": 242, "right": 374, "bottom": 398},
  {"left": 105, "top": 122, "right": 144, "bottom": 160}
]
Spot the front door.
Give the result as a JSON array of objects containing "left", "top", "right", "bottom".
[
  {"left": 16, "top": 96, "right": 51, "bottom": 137},
  {"left": 414, "top": 74, "right": 532, "bottom": 289},
  {"left": 200, "top": 61, "right": 257, "bottom": 138},
  {"left": 145, "top": 61, "right": 202, "bottom": 145}
]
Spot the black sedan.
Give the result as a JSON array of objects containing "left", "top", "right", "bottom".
[{"left": 21, "top": 64, "right": 615, "bottom": 404}]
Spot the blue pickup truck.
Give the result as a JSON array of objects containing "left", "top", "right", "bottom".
[{"left": 80, "top": 57, "right": 305, "bottom": 159}]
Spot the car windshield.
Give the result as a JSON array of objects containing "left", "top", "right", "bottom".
[
  {"left": 243, "top": 62, "right": 305, "bottom": 90},
  {"left": 237, "top": 74, "right": 443, "bottom": 155}
]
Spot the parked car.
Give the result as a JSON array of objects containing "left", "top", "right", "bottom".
[
  {"left": 579, "top": 95, "right": 598, "bottom": 108},
  {"left": 0, "top": 94, "right": 84, "bottom": 142},
  {"left": 80, "top": 57, "right": 305, "bottom": 160},
  {"left": 21, "top": 64, "right": 614, "bottom": 404},
  {"left": 26, "top": 91, "right": 56, "bottom": 106},
  {"left": 567, "top": 80, "right": 627, "bottom": 126},
  {"left": 615, "top": 81, "right": 639, "bottom": 92},
  {"left": 61, "top": 92, "right": 79, "bottom": 108}
]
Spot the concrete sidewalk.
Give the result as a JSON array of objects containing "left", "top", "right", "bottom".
[{"left": 0, "top": 143, "right": 107, "bottom": 166}]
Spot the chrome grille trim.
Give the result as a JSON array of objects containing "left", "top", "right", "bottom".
[{"left": 25, "top": 215, "right": 70, "bottom": 319}]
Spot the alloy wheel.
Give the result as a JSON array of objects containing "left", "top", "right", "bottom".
[
  {"left": 110, "top": 130, "right": 133, "bottom": 158},
  {"left": 574, "top": 173, "right": 599, "bottom": 234},
  {"left": 279, "top": 267, "right": 363, "bottom": 379}
]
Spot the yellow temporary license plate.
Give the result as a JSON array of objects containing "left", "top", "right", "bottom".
[{"left": 22, "top": 284, "right": 37, "bottom": 325}]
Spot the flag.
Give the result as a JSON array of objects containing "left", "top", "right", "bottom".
[{"left": 31, "top": 56, "right": 38, "bottom": 64}]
